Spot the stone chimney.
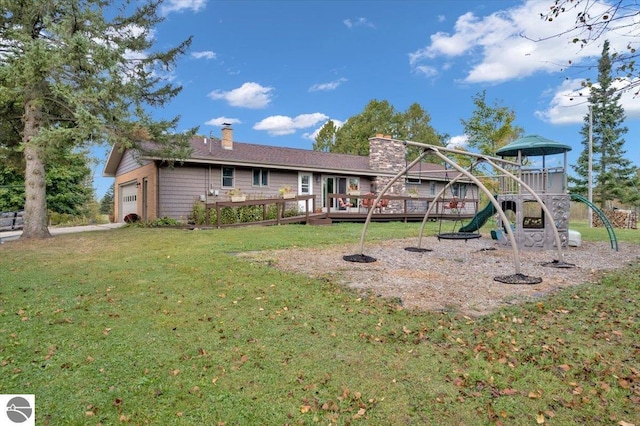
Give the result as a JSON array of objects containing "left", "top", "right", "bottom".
[
  {"left": 368, "top": 134, "right": 406, "bottom": 212},
  {"left": 221, "top": 123, "right": 233, "bottom": 150}
]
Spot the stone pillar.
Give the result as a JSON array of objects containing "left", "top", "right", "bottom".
[{"left": 368, "top": 135, "right": 405, "bottom": 213}]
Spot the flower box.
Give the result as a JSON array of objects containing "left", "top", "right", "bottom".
[
  {"left": 231, "top": 195, "right": 246, "bottom": 202},
  {"left": 282, "top": 193, "right": 296, "bottom": 199}
]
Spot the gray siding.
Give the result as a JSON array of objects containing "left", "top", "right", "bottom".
[
  {"left": 211, "top": 166, "right": 299, "bottom": 198},
  {"left": 158, "top": 166, "right": 207, "bottom": 219},
  {"left": 116, "top": 150, "right": 149, "bottom": 176}
]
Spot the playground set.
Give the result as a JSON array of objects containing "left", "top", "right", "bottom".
[{"left": 344, "top": 135, "right": 618, "bottom": 284}]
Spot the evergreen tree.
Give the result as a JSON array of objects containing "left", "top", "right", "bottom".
[
  {"left": 100, "top": 183, "right": 115, "bottom": 216},
  {"left": 0, "top": 148, "right": 95, "bottom": 215},
  {"left": 571, "top": 40, "right": 635, "bottom": 208},
  {"left": 0, "top": 0, "right": 196, "bottom": 239},
  {"left": 313, "top": 120, "right": 338, "bottom": 152}
]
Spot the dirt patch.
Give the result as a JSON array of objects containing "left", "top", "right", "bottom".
[{"left": 240, "top": 237, "right": 640, "bottom": 317}]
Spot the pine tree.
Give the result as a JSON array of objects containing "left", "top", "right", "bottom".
[
  {"left": 0, "top": 0, "right": 196, "bottom": 239},
  {"left": 571, "top": 40, "right": 635, "bottom": 208}
]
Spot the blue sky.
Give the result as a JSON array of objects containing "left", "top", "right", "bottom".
[{"left": 95, "top": 0, "right": 640, "bottom": 198}]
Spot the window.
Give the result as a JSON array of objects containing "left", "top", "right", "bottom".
[
  {"left": 252, "top": 169, "right": 269, "bottom": 187},
  {"left": 430, "top": 182, "right": 436, "bottom": 195},
  {"left": 452, "top": 183, "right": 467, "bottom": 198},
  {"left": 222, "top": 167, "right": 234, "bottom": 188},
  {"left": 300, "top": 175, "right": 310, "bottom": 194},
  {"left": 406, "top": 177, "right": 422, "bottom": 184}
]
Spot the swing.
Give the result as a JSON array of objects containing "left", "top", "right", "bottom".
[{"left": 436, "top": 168, "right": 481, "bottom": 241}]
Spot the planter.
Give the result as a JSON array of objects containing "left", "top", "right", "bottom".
[
  {"left": 282, "top": 193, "right": 296, "bottom": 199},
  {"left": 347, "top": 190, "right": 360, "bottom": 196},
  {"left": 231, "top": 196, "right": 246, "bottom": 202}
]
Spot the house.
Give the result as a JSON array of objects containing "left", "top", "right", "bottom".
[{"left": 103, "top": 126, "right": 475, "bottom": 223}]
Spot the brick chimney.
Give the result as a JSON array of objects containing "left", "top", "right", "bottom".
[{"left": 221, "top": 123, "right": 233, "bottom": 150}]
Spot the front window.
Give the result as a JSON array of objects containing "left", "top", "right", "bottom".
[
  {"left": 222, "top": 167, "right": 234, "bottom": 188},
  {"left": 430, "top": 181, "right": 436, "bottom": 195},
  {"left": 452, "top": 183, "right": 467, "bottom": 198},
  {"left": 300, "top": 175, "right": 310, "bottom": 194},
  {"left": 252, "top": 169, "right": 269, "bottom": 187}
]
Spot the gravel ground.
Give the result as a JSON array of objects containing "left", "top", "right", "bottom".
[{"left": 241, "top": 237, "right": 640, "bottom": 317}]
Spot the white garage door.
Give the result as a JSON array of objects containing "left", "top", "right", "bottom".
[{"left": 120, "top": 182, "right": 138, "bottom": 221}]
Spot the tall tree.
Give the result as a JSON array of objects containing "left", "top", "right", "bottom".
[
  {"left": 572, "top": 40, "right": 635, "bottom": 208},
  {"left": 330, "top": 100, "right": 396, "bottom": 155},
  {"left": 100, "top": 183, "right": 115, "bottom": 216},
  {"left": 0, "top": 0, "right": 196, "bottom": 239},
  {"left": 460, "top": 90, "right": 524, "bottom": 156},
  {"left": 318, "top": 100, "right": 440, "bottom": 156},
  {"left": 313, "top": 120, "right": 338, "bottom": 152}
]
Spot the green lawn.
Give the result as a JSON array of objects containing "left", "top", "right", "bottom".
[{"left": 1, "top": 222, "right": 638, "bottom": 425}]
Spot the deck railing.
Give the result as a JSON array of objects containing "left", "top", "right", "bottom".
[
  {"left": 205, "top": 195, "right": 316, "bottom": 228},
  {"left": 203, "top": 193, "right": 478, "bottom": 228},
  {"left": 327, "top": 193, "right": 478, "bottom": 218}
]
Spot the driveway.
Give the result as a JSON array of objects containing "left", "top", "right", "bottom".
[{"left": 0, "top": 223, "right": 126, "bottom": 243}]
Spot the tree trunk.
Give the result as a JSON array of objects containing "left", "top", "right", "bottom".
[{"left": 21, "top": 99, "right": 51, "bottom": 239}]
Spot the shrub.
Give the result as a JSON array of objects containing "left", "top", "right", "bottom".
[{"left": 191, "top": 201, "right": 207, "bottom": 225}]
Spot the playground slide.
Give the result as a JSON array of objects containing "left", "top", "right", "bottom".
[{"left": 459, "top": 202, "right": 497, "bottom": 233}]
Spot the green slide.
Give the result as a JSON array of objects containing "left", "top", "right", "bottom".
[{"left": 459, "top": 202, "right": 497, "bottom": 233}]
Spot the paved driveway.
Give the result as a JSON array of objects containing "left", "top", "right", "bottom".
[{"left": 0, "top": 223, "right": 126, "bottom": 243}]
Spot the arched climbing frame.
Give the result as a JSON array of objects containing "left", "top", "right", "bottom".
[
  {"left": 570, "top": 193, "right": 618, "bottom": 251},
  {"left": 344, "top": 139, "right": 574, "bottom": 282}
]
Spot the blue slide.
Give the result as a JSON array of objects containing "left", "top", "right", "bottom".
[{"left": 459, "top": 202, "right": 497, "bottom": 233}]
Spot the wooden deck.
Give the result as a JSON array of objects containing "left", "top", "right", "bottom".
[{"left": 203, "top": 193, "right": 478, "bottom": 229}]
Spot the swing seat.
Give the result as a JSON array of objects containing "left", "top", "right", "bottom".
[{"left": 437, "top": 232, "right": 481, "bottom": 241}]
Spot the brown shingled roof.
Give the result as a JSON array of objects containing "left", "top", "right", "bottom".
[
  {"left": 104, "top": 135, "right": 458, "bottom": 181},
  {"left": 187, "top": 136, "right": 372, "bottom": 175}
]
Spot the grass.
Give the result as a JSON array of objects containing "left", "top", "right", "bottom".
[{"left": 0, "top": 222, "right": 638, "bottom": 425}]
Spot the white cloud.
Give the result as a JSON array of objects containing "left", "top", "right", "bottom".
[
  {"left": 254, "top": 113, "right": 329, "bottom": 136},
  {"left": 204, "top": 117, "right": 241, "bottom": 126},
  {"left": 413, "top": 65, "right": 438, "bottom": 78},
  {"left": 208, "top": 82, "right": 274, "bottom": 109},
  {"left": 192, "top": 51, "right": 216, "bottom": 60},
  {"left": 309, "top": 78, "right": 347, "bottom": 92},
  {"left": 343, "top": 17, "right": 376, "bottom": 29},
  {"left": 410, "top": 0, "right": 638, "bottom": 84},
  {"left": 537, "top": 77, "right": 640, "bottom": 124},
  {"left": 161, "top": 0, "right": 207, "bottom": 14},
  {"left": 447, "top": 135, "right": 469, "bottom": 150}
]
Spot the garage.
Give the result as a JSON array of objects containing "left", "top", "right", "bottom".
[{"left": 120, "top": 182, "right": 138, "bottom": 222}]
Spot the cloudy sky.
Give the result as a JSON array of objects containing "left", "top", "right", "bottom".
[{"left": 95, "top": 0, "right": 640, "bottom": 197}]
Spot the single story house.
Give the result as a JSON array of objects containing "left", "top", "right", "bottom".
[{"left": 103, "top": 126, "right": 475, "bottom": 223}]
